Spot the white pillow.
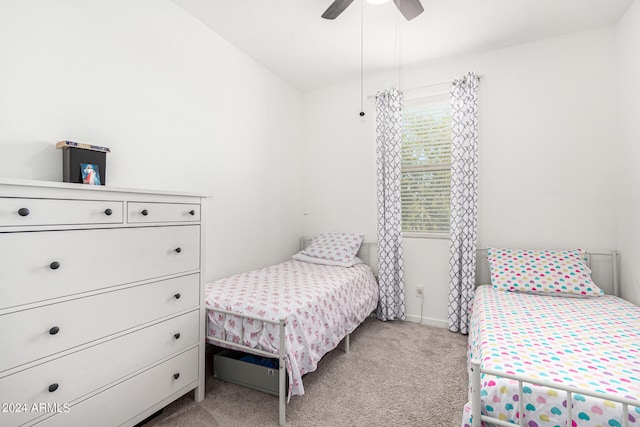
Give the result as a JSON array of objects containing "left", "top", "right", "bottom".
[
  {"left": 293, "top": 252, "right": 364, "bottom": 267},
  {"left": 487, "top": 247, "right": 603, "bottom": 297},
  {"left": 300, "top": 232, "right": 364, "bottom": 264}
]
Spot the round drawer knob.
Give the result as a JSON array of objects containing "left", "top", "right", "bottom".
[
  {"left": 174, "top": 293, "right": 181, "bottom": 300},
  {"left": 18, "top": 208, "right": 30, "bottom": 217},
  {"left": 174, "top": 333, "right": 181, "bottom": 340},
  {"left": 175, "top": 247, "right": 182, "bottom": 253},
  {"left": 189, "top": 210, "right": 195, "bottom": 216},
  {"left": 49, "top": 262, "right": 61, "bottom": 270},
  {"left": 141, "top": 209, "right": 148, "bottom": 216},
  {"left": 48, "top": 383, "right": 59, "bottom": 393},
  {"left": 173, "top": 373, "right": 180, "bottom": 380},
  {"left": 104, "top": 208, "right": 113, "bottom": 216},
  {"left": 49, "top": 326, "right": 60, "bottom": 335}
]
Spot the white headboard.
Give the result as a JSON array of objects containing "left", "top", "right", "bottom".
[
  {"left": 300, "top": 237, "right": 379, "bottom": 276},
  {"left": 475, "top": 249, "right": 621, "bottom": 296}
]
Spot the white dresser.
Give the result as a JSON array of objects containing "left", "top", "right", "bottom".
[{"left": 0, "top": 179, "right": 206, "bottom": 427}]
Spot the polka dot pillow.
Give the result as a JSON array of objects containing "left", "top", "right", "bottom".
[
  {"left": 487, "top": 247, "right": 604, "bottom": 297},
  {"left": 301, "top": 233, "right": 364, "bottom": 264}
]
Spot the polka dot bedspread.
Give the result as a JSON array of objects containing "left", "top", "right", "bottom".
[{"left": 462, "top": 286, "right": 640, "bottom": 427}]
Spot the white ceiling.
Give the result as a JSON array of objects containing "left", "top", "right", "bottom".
[{"left": 172, "top": 0, "right": 633, "bottom": 91}]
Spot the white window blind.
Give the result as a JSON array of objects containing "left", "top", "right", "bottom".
[{"left": 401, "top": 94, "right": 452, "bottom": 235}]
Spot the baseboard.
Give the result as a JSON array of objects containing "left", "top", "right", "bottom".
[{"left": 404, "top": 314, "right": 447, "bottom": 328}]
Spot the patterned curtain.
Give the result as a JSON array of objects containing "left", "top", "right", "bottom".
[
  {"left": 447, "top": 72, "right": 479, "bottom": 334},
  {"left": 375, "top": 88, "right": 406, "bottom": 321}
]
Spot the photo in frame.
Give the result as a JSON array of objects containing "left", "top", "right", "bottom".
[{"left": 81, "top": 163, "right": 101, "bottom": 185}]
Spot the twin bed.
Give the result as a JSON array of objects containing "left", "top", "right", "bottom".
[
  {"left": 204, "top": 234, "right": 378, "bottom": 425},
  {"left": 201, "top": 235, "right": 640, "bottom": 427},
  {"left": 463, "top": 248, "right": 640, "bottom": 427}
]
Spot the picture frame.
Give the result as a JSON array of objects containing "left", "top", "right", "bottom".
[{"left": 81, "top": 163, "right": 101, "bottom": 185}]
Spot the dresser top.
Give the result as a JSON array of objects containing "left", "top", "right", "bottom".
[{"left": 0, "top": 177, "right": 210, "bottom": 198}]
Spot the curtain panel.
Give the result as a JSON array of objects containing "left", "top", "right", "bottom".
[
  {"left": 375, "top": 88, "right": 406, "bottom": 321},
  {"left": 447, "top": 72, "right": 480, "bottom": 334}
]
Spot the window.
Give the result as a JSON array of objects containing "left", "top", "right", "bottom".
[{"left": 401, "top": 94, "right": 452, "bottom": 236}]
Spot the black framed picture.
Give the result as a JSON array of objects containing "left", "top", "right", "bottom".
[{"left": 58, "top": 141, "right": 109, "bottom": 185}]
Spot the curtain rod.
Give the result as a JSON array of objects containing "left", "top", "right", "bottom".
[{"left": 367, "top": 74, "right": 483, "bottom": 99}]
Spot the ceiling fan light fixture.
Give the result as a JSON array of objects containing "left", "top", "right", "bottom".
[{"left": 322, "top": 0, "right": 422, "bottom": 20}]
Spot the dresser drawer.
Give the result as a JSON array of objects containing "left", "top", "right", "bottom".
[
  {"left": 0, "top": 198, "right": 123, "bottom": 227},
  {"left": 0, "top": 274, "right": 199, "bottom": 372},
  {"left": 0, "top": 225, "right": 200, "bottom": 309},
  {"left": 128, "top": 202, "right": 200, "bottom": 223},
  {"left": 33, "top": 347, "right": 199, "bottom": 427},
  {"left": 0, "top": 310, "right": 199, "bottom": 427}
]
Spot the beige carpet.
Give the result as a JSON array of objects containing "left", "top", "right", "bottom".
[{"left": 145, "top": 318, "right": 469, "bottom": 427}]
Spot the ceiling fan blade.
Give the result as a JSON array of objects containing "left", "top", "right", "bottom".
[
  {"left": 393, "top": 0, "right": 424, "bottom": 21},
  {"left": 322, "top": 0, "right": 356, "bottom": 20}
]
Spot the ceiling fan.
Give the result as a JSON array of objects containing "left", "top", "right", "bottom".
[{"left": 322, "top": 0, "right": 424, "bottom": 21}]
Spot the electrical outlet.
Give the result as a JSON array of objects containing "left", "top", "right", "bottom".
[{"left": 416, "top": 286, "right": 424, "bottom": 298}]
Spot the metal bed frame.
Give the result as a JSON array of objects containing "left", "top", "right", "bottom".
[
  {"left": 205, "top": 239, "right": 378, "bottom": 426},
  {"left": 206, "top": 309, "right": 288, "bottom": 425},
  {"left": 469, "top": 250, "right": 640, "bottom": 427},
  {"left": 470, "top": 359, "right": 639, "bottom": 427}
]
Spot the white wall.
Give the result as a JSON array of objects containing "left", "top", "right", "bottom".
[
  {"left": 615, "top": 0, "right": 640, "bottom": 305},
  {"left": 1, "top": 1, "right": 632, "bottom": 323},
  {"left": 0, "top": 0, "right": 303, "bottom": 281},
  {"left": 302, "top": 27, "right": 620, "bottom": 327}
]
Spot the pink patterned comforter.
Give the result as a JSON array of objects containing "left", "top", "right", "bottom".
[
  {"left": 205, "top": 260, "right": 378, "bottom": 399},
  {"left": 462, "top": 286, "right": 640, "bottom": 427}
]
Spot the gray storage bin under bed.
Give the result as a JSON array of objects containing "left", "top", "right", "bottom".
[{"left": 213, "top": 349, "right": 285, "bottom": 396}]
